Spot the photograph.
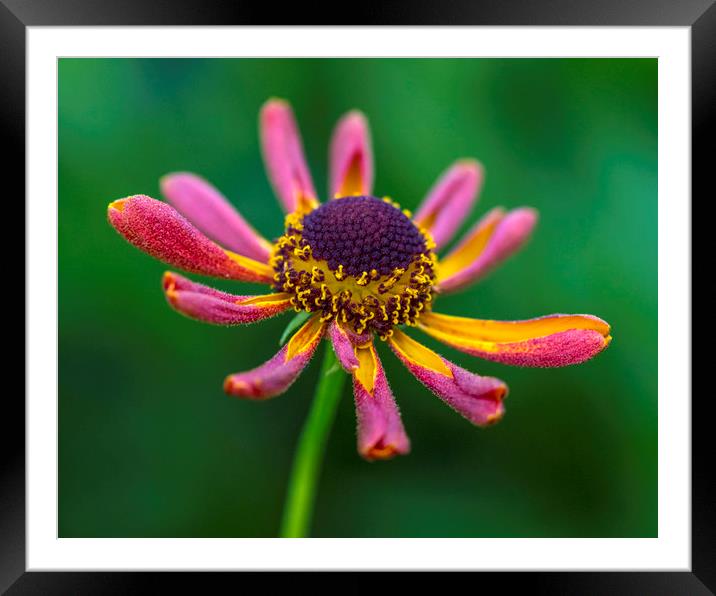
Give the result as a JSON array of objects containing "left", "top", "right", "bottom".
[
  {"left": 58, "top": 57, "right": 656, "bottom": 539},
  {"left": 6, "top": 2, "right": 708, "bottom": 588}
]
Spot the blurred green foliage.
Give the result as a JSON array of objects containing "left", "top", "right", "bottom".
[{"left": 59, "top": 58, "right": 657, "bottom": 537}]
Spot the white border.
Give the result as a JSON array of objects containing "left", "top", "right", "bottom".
[{"left": 28, "top": 27, "right": 690, "bottom": 570}]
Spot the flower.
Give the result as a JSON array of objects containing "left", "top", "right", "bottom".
[{"left": 108, "top": 98, "right": 612, "bottom": 461}]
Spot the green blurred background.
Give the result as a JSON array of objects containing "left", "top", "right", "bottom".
[{"left": 59, "top": 58, "right": 657, "bottom": 538}]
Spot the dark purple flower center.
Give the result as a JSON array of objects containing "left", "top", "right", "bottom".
[{"left": 301, "top": 196, "right": 427, "bottom": 276}]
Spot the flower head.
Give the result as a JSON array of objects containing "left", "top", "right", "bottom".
[
  {"left": 272, "top": 194, "right": 436, "bottom": 338},
  {"left": 108, "top": 98, "right": 611, "bottom": 461}
]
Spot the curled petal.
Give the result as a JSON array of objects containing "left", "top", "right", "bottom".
[
  {"left": 162, "top": 272, "right": 291, "bottom": 325},
  {"left": 160, "top": 172, "right": 272, "bottom": 263},
  {"left": 352, "top": 342, "right": 410, "bottom": 461},
  {"left": 224, "top": 315, "right": 325, "bottom": 399},
  {"left": 259, "top": 99, "right": 317, "bottom": 213},
  {"left": 108, "top": 195, "right": 274, "bottom": 283},
  {"left": 388, "top": 329, "right": 507, "bottom": 426},
  {"left": 329, "top": 111, "right": 374, "bottom": 198},
  {"left": 413, "top": 160, "right": 483, "bottom": 250},
  {"left": 437, "top": 207, "right": 538, "bottom": 293},
  {"left": 328, "top": 320, "right": 361, "bottom": 372},
  {"left": 419, "top": 311, "right": 612, "bottom": 368}
]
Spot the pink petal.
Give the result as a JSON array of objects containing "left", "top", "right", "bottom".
[
  {"left": 162, "top": 272, "right": 292, "bottom": 326},
  {"left": 160, "top": 172, "right": 272, "bottom": 263},
  {"left": 352, "top": 342, "right": 410, "bottom": 461},
  {"left": 328, "top": 320, "right": 361, "bottom": 372},
  {"left": 388, "top": 329, "right": 507, "bottom": 426},
  {"left": 108, "top": 195, "right": 274, "bottom": 283},
  {"left": 259, "top": 99, "right": 317, "bottom": 213},
  {"left": 413, "top": 160, "right": 484, "bottom": 250},
  {"left": 437, "top": 207, "right": 538, "bottom": 293},
  {"left": 224, "top": 315, "right": 325, "bottom": 399},
  {"left": 419, "top": 311, "right": 612, "bottom": 368},
  {"left": 329, "top": 111, "right": 374, "bottom": 198}
]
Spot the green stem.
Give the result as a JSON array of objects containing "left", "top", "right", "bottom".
[{"left": 280, "top": 346, "right": 346, "bottom": 537}]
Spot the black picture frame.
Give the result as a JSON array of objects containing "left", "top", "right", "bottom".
[{"left": 6, "top": 1, "right": 711, "bottom": 592}]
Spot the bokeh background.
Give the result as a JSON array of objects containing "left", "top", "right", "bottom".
[{"left": 59, "top": 58, "right": 657, "bottom": 538}]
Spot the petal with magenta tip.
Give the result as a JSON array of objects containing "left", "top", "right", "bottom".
[
  {"left": 107, "top": 195, "right": 273, "bottom": 283},
  {"left": 224, "top": 315, "right": 326, "bottom": 400},
  {"left": 388, "top": 328, "right": 507, "bottom": 426},
  {"left": 352, "top": 342, "right": 411, "bottom": 461},
  {"left": 437, "top": 207, "right": 537, "bottom": 293},
  {"left": 162, "top": 272, "right": 291, "bottom": 326},
  {"left": 418, "top": 311, "right": 612, "bottom": 368},
  {"left": 413, "top": 160, "right": 483, "bottom": 250},
  {"left": 259, "top": 99, "right": 317, "bottom": 213}
]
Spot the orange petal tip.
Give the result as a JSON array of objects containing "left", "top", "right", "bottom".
[
  {"left": 107, "top": 198, "right": 128, "bottom": 212},
  {"left": 363, "top": 445, "right": 401, "bottom": 461}
]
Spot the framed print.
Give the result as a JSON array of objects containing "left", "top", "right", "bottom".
[{"left": 7, "top": 0, "right": 712, "bottom": 592}]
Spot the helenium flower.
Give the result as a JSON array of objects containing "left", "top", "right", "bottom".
[{"left": 108, "top": 99, "right": 611, "bottom": 461}]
